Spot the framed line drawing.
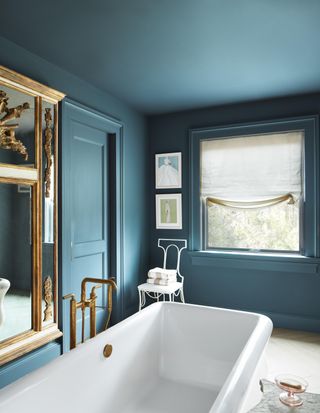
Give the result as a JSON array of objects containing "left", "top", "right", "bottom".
[
  {"left": 155, "top": 152, "right": 182, "bottom": 189},
  {"left": 156, "top": 193, "right": 182, "bottom": 229}
]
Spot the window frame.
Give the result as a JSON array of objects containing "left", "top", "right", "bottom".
[{"left": 189, "top": 116, "right": 319, "bottom": 258}]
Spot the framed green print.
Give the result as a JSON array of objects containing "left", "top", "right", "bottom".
[{"left": 156, "top": 193, "right": 182, "bottom": 229}]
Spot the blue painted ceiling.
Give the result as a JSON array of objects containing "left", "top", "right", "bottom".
[{"left": 1, "top": 0, "right": 320, "bottom": 114}]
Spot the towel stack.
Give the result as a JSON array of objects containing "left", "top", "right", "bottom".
[{"left": 147, "top": 267, "right": 177, "bottom": 286}]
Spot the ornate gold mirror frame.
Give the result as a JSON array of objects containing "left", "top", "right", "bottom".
[{"left": 0, "top": 65, "right": 65, "bottom": 365}]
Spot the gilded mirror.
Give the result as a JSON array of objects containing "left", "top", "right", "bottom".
[{"left": 0, "top": 65, "right": 65, "bottom": 365}]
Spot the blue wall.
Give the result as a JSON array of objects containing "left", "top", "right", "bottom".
[
  {"left": 148, "top": 93, "right": 320, "bottom": 332},
  {"left": 0, "top": 36, "right": 149, "bottom": 387}
]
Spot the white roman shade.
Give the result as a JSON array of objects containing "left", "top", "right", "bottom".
[{"left": 200, "top": 131, "right": 303, "bottom": 202}]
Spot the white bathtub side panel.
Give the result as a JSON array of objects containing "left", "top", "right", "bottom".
[
  {"left": 0, "top": 303, "right": 162, "bottom": 413},
  {"left": 238, "top": 347, "right": 268, "bottom": 413}
]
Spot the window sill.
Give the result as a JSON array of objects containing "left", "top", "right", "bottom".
[{"left": 188, "top": 250, "right": 320, "bottom": 274}]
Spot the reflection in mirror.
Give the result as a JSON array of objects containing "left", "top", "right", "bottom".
[
  {"left": 42, "top": 235, "right": 54, "bottom": 325},
  {"left": 44, "top": 155, "right": 54, "bottom": 244},
  {"left": 0, "top": 86, "right": 35, "bottom": 166},
  {"left": 42, "top": 101, "right": 55, "bottom": 324},
  {"left": 0, "top": 182, "right": 32, "bottom": 342}
]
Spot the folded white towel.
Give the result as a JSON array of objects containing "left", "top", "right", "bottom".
[
  {"left": 147, "top": 278, "right": 177, "bottom": 286},
  {"left": 148, "top": 274, "right": 176, "bottom": 282},
  {"left": 148, "top": 267, "right": 177, "bottom": 280}
]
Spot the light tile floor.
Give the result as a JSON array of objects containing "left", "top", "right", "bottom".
[{"left": 265, "top": 328, "right": 320, "bottom": 394}]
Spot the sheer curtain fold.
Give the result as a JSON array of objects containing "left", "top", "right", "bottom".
[{"left": 201, "top": 131, "right": 303, "bottom": 202}]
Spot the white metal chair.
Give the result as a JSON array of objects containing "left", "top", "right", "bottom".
[{"left": 138, "top": 238, "right": 187, "bottom": 311}]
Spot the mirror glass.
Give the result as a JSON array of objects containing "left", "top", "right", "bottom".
[
  {"left": 0, "top": 182, "right": 32, "bottom": 342},
  {"left": 42, "top": 101, "right": 55, "bottom": 325},
  {"left": 0, "top": 85, "right": 35, "bottom": 167}
]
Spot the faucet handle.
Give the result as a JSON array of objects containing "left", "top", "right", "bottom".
[
  {"left": 63, "top": 293, "right": 76, "bottom": 300},
  {"left": 90, "top": 284, "right": 102, "bottom": 298}
]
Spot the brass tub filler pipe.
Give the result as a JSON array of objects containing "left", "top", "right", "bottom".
[{"left": 63, "top": 277, "right": 117, "bottom": 349}]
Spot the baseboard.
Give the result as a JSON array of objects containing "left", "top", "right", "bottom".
[
  {"left": 0, "top": 341, "right": 61, "bottom": 389},
  {"left": 254, "top": 310, "right": 320, "bottom": 333}
]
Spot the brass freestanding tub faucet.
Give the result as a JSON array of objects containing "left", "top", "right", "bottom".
[{"left": 63, "top": 277, "right": 117, "bottom": 349}]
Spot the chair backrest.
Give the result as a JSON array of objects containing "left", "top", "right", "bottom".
[{"left": 157, "top": 238, "right": 187, "bottom": 283}]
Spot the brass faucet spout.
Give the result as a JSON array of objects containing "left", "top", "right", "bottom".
[{"left": 81, "top": 277, "right": 117, "bottom": 303}]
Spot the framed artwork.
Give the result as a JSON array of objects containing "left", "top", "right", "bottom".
[
  {"left": 156, "top": 194, "right": 182, "bottom": 229},
  {"left": 155, "top": 152, "right": 182, "bottom": 189}
]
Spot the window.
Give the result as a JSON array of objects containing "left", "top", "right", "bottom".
[
  {"left": 190, "top": 117, "right": 319, "bottom": 257},
  {"left": 201, "top": 132, "right": 303, "bottom": 252}
]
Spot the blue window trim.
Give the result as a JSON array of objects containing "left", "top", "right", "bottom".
[{"left": 189, "top": 115, "right": 320, "bottom": 269}]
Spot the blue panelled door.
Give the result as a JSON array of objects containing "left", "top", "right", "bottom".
[{"left": 61, "top": 100, "right": 123, "bottom": 352}]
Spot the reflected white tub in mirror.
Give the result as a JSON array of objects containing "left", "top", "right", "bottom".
[{"left": 0, "top": 278, "right": 10, "bottom": 326}]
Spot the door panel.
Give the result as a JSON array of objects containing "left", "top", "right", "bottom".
[
  {"left": 61, "top": 100, "right": 123, "bottom": 353},
  {"left": 72, "top": 124, "right": 106, "bottom": 244}
]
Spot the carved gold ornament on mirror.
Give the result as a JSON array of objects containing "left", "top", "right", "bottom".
[
  {"left": 44, "top": 108, "right": 53, "bottom": 198},
  {"left": 43, "top": 275, "right": 53, "bottom": 322},
  {"left": 0, "top": 90, "right": 30, "bottom": 160}
]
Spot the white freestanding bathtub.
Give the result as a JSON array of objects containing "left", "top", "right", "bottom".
[{"left": 0, "top": 302, "right": 272, "bottom": 413}]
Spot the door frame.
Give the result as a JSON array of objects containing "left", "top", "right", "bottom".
[{"left": 59, "top": 99, "right": 124, "bottom": 351}]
